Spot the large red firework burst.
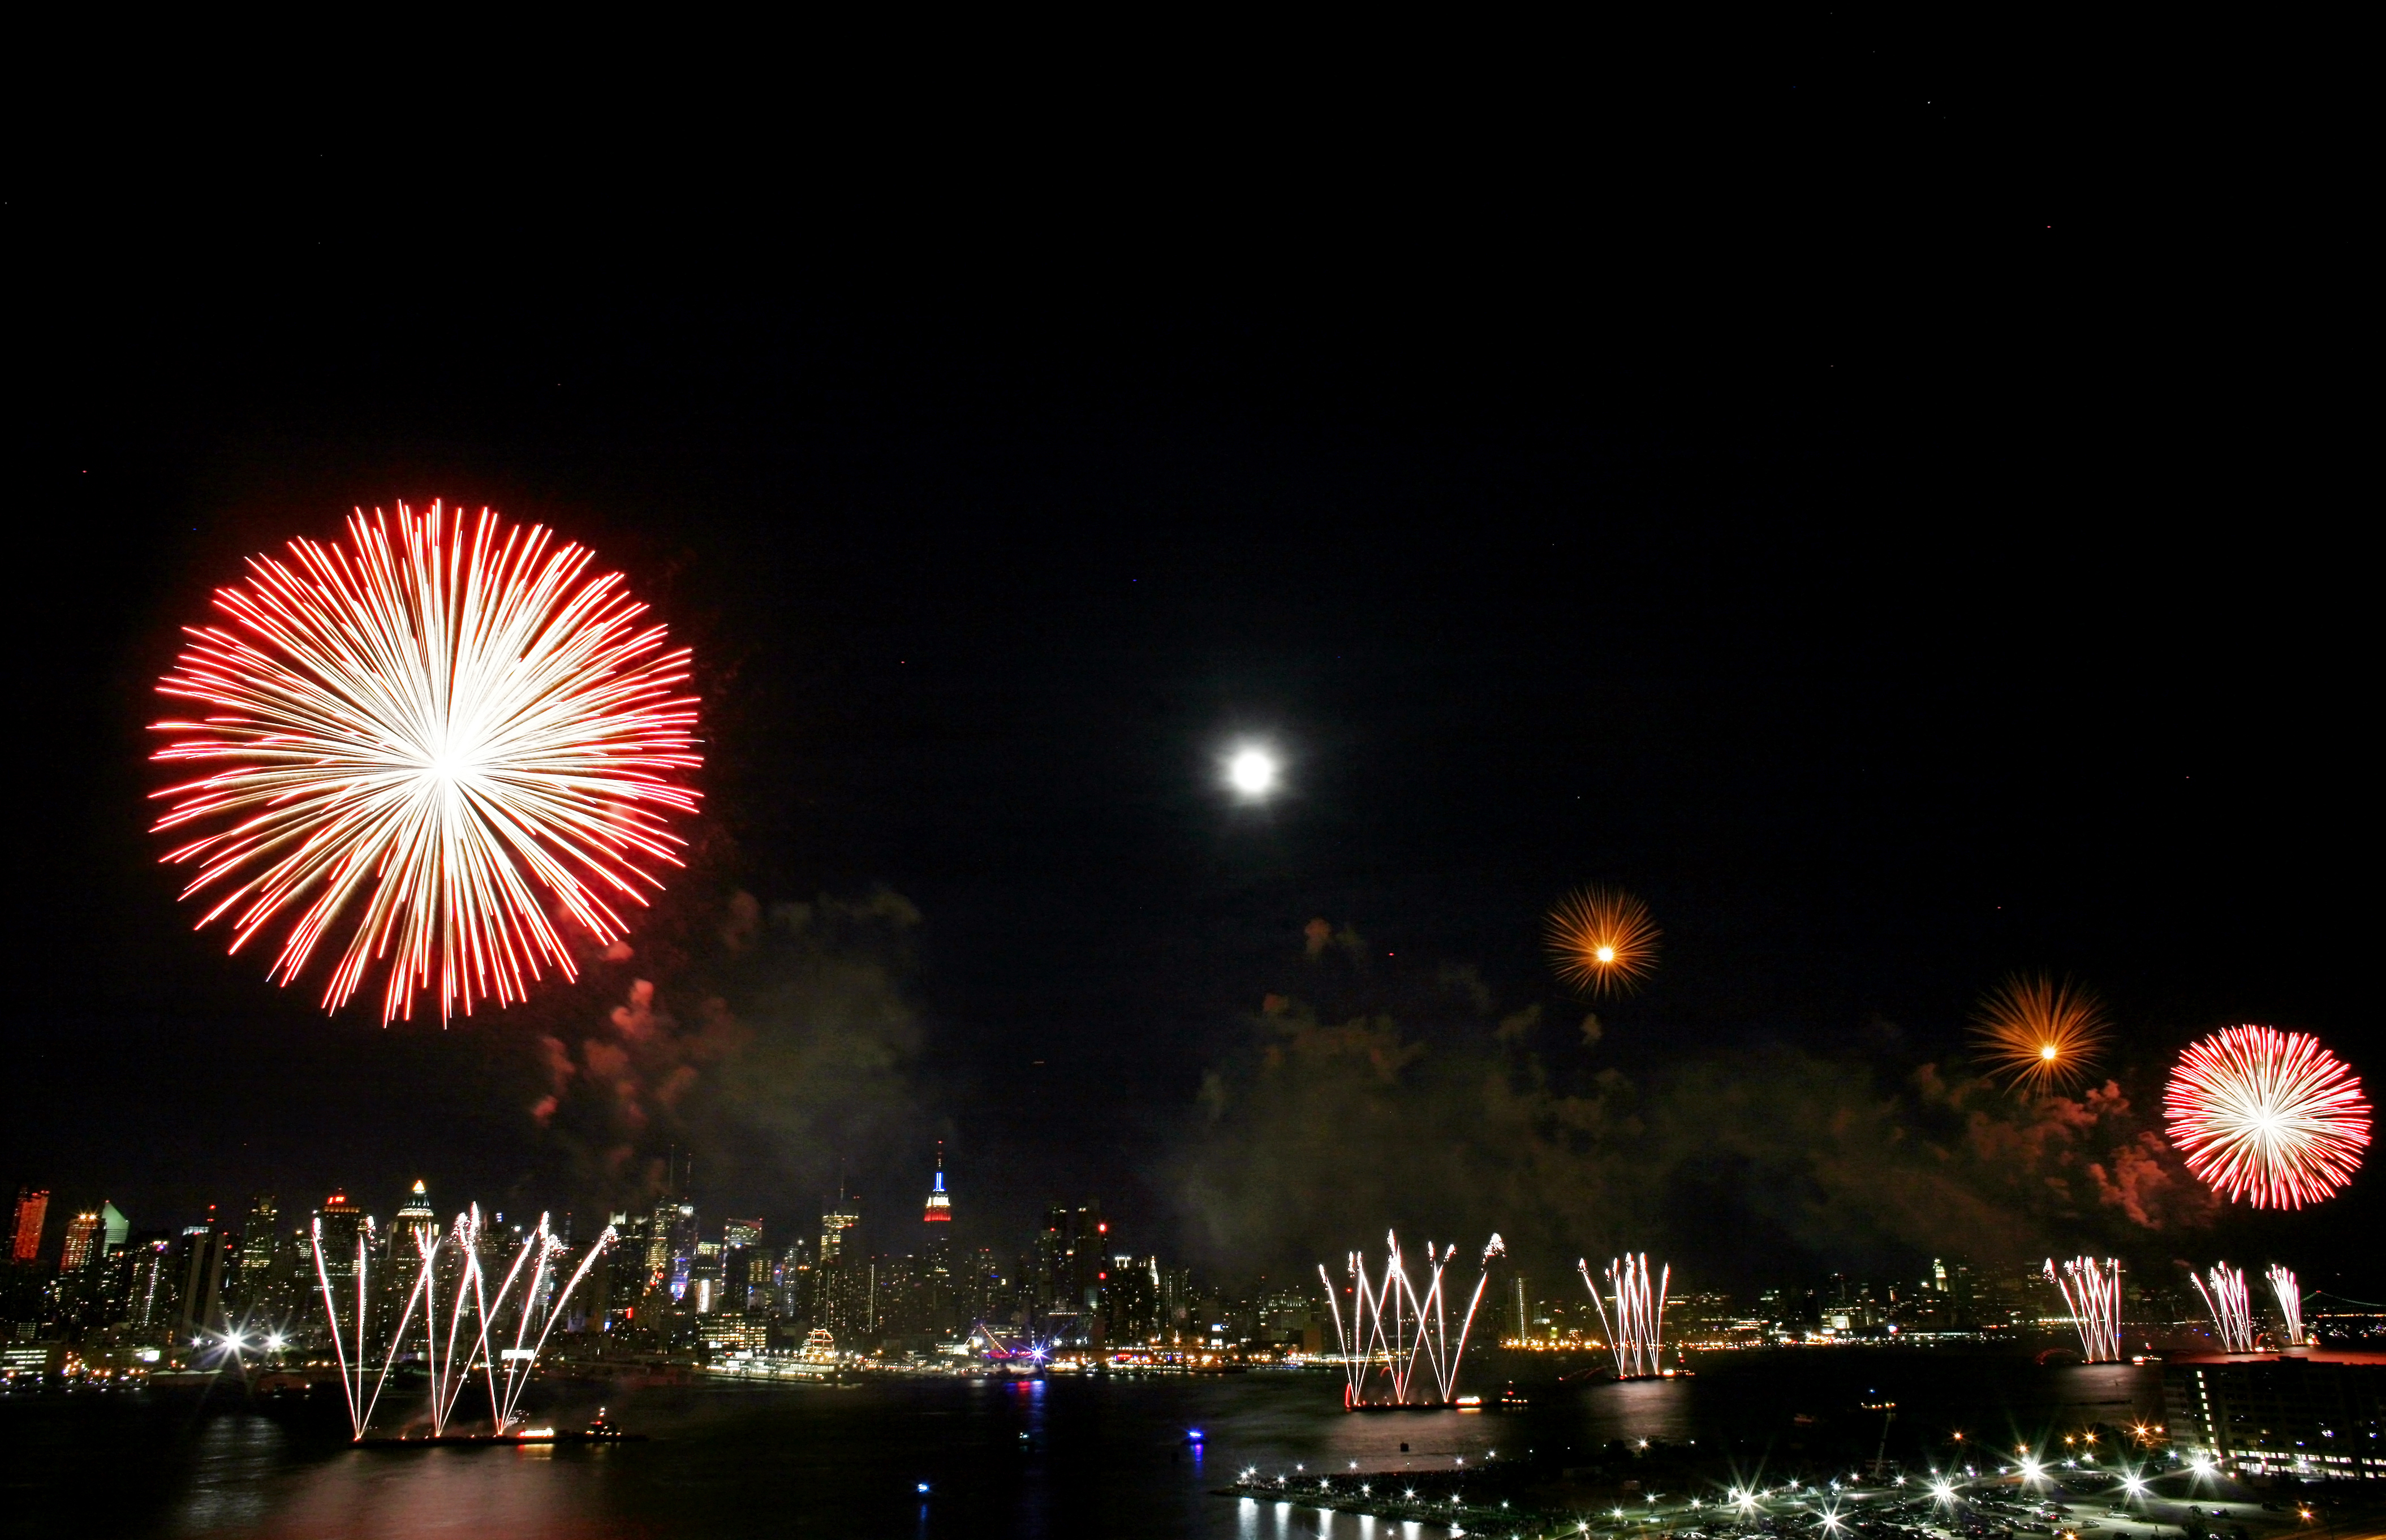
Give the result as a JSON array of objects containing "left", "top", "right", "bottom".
[
  {"left": 150, "top": 501, "right": 701, "bottom": 1023},
  {"left": 2164, "top": 1025, "right": 2371, "bottom": 1209}
]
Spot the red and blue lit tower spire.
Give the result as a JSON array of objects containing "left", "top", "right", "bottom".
[{"left": 923, "top": 1142, "right": 952, "bottom": 1223}]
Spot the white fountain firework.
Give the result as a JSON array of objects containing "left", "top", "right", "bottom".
[
  {"left": 313, "top": 1206, "right": 616, "bottom": 1440},
  {"left": 1578, "top": 1253, "right": 1670, "bottom": 1378},
  {"left": 1319, "top": 1232, "right": 1504, "bottom": 1407},
  {"left": 2044, "top": 1256, "right": 2124, "bottom": 1363},
  {"left": 2267, "top": 1263, "right": 2304, "bottom": 1347},
  {"left": 2190, "top": 1263, "right": 2255, "bottom": 1353}
]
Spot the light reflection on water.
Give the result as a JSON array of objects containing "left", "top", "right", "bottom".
[{"left": 6, "top": 1356, "right": 2161, "bottom": 1538}]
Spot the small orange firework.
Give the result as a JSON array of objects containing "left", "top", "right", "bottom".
[
  {"left": 1545, "top": 888, "right": 1660, "bottom": 995},
  {"left": 1970, "top": 973, "right": 2110, "bottom": 1092}
]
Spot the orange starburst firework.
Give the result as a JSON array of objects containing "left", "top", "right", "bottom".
[
  {"left": 1969, "top": 972, "right": 2109, "bottom": 1092},
  {"left": 1545, "top": 888, "right": 1660, "bottom": 995}
]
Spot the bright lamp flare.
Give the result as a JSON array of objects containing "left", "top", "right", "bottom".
[
  {"left": 2165, "top": 1025, "right": 2370, "bottom": 1209},
  {"left": 1970, "top": 972, "right": 2109, "bottom": 1092},
  {"left": 1545, "top": 887, "right": 1659, "bottom": 995},
  {"left": 150, "top": 502, "right": 701, "bottom": 1023}
]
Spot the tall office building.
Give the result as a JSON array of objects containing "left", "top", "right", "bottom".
[
  {"left": 124, "top": 1236, "right": 177, "bottom": 1329},
  {"left": 392, "top": 1181, "right": 436, "bottom": 1252},
  {"left": 921, "top": 1146, "right": 956, "bottom": 1334},
  {"left": 820, "top": 1192, "right": 860, "bottom": 1264},
  {"left": 239, "top": 1198, "right": 278, "bottom": 1277},
  {"left": 172, "top": 1214, "right": 234, "bottom": 1348},
  {"left": 817, "top": 1188, "right": 865, "bottom": 1338},
  {"left": 10, "top": 1188, "right": 49, "bottom": 1262},
  {"left": 314, "top": 1191, "right": 367, "bottom": 1291},
  {"left": 61, "top": 1209, "right": 105, "bottom": 1272},
  {"left": 1032, "top": 1199, "right": 1105, "bottom": 1345}
]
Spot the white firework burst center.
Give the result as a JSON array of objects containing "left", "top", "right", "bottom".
[{"left": 150, "top": 501, "right": 702, "bottom": 1023}]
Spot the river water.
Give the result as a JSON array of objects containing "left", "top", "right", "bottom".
[{"left": 1, "top": 1352, "right": 2164, "bottom": 1538}]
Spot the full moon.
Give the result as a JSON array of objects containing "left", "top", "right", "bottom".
[{"left": 1228, "top": 748, "right": 1277, "bottom": 797}]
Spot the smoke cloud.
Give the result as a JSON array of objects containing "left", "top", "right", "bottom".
[
  {"left": 1175, "top": 923, "right": 2217, "bottom": 1287},
  {"left": 531, "top": 888, "right": 927, "bottom": 1213}
]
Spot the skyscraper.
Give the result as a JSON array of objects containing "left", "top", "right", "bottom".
[
  {"left": 10, "top": 1189, "right": 49, "bottom": 1263},
  {"left": 239, "top": 1197, "right": 279, "bottom": 1277},
  {"left": 172, "top": 1213, "right": 234, "bottom": 1350},
  {"left": 921, "top": 1146, "right": 955, "bottom": 1334},
  {"left": 314, "top": 1191, "right": 367, "bottom": 1295},
  {"left": 817, "top": 1188, "right": 865, "bottom": 1338},
  {"left": 820, "top": 1192, "right": 859, "bottom": 1263},
  {"left": 392, "top": 1181, "right": 436, "bottom": 1253},
  {"left": 61, "top": 1209, "right": 104, "bottom": 1272}
]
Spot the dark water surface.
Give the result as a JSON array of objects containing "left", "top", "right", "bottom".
[{"left": 3, "top": 1353, "right": 2166, "bottom": 1538}]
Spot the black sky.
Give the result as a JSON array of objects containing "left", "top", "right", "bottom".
[{"left": 12, "top": 58, "right": 2372, "bottom": 1286}]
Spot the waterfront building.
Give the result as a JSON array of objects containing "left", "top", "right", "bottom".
[
  {"left": 1031, "top": 1200, "right": 1106, "bottom": 1345},
  {"left": 10, "top": 1188, "right": 49, "bottom": 1263},
  {"left": 2164, "top": 1351, "right": 2386, "bottom": 1481},
  {"left": 700, "top": 1310, "right": 766, "bottom": 1352}
]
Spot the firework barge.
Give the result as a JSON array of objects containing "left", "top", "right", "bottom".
[{"left": 359, "top": 1414, "right": 645, "bottom": 1449}]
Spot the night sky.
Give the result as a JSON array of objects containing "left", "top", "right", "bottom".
[{"left": 14, "top": 76, "right": 2372, "bottom": 1296}]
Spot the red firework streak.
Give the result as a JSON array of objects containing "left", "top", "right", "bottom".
[
  {"left": 2164, "top": 1025, "right": 2371, "bottom": 1209},
  {"left": 150, "top": 502, "right": 701, "bottom": 1023}
]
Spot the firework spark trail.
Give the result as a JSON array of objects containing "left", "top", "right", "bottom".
[
  {"left": 2045, "top": 1257, "right": 2123, "bottom": 1363},
  {"left": 1578, "top": 1253, "right": 1669, "bottom": 1378},
  {"left": 2191, "top": 1263, "right": 2255, "bottom": 1353},
  {"left": 1545, "top": 888, "right": 1660, "bottom": 996},
  {"left": 309, "top": 1203, "right": 614, "bottom": 1439},
  {"left": 1321, "top": 1232, "right": 1502, "bottom": 1406},
  {"left": 150, "top": 501, "right": 701, "bottom": 1023},
  {"left": 1970, "top": 973, "right": 2109, "bottom": 1093},
  {"left": 501, "top": 1223, "right": 618, "bottom": 1429},
  {"left": 2268, "top": 1264, "right": 2305, "bottom": 1347},
  {"left": 2164, "top": 1026, "right": 2371, "bottom": 1209},
  {"left": 360, "top": 1226, "right": 440, "bottom": 1434},
  {"left": 308, "top": 1217, "right": 371, "bottom": 1438}
]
